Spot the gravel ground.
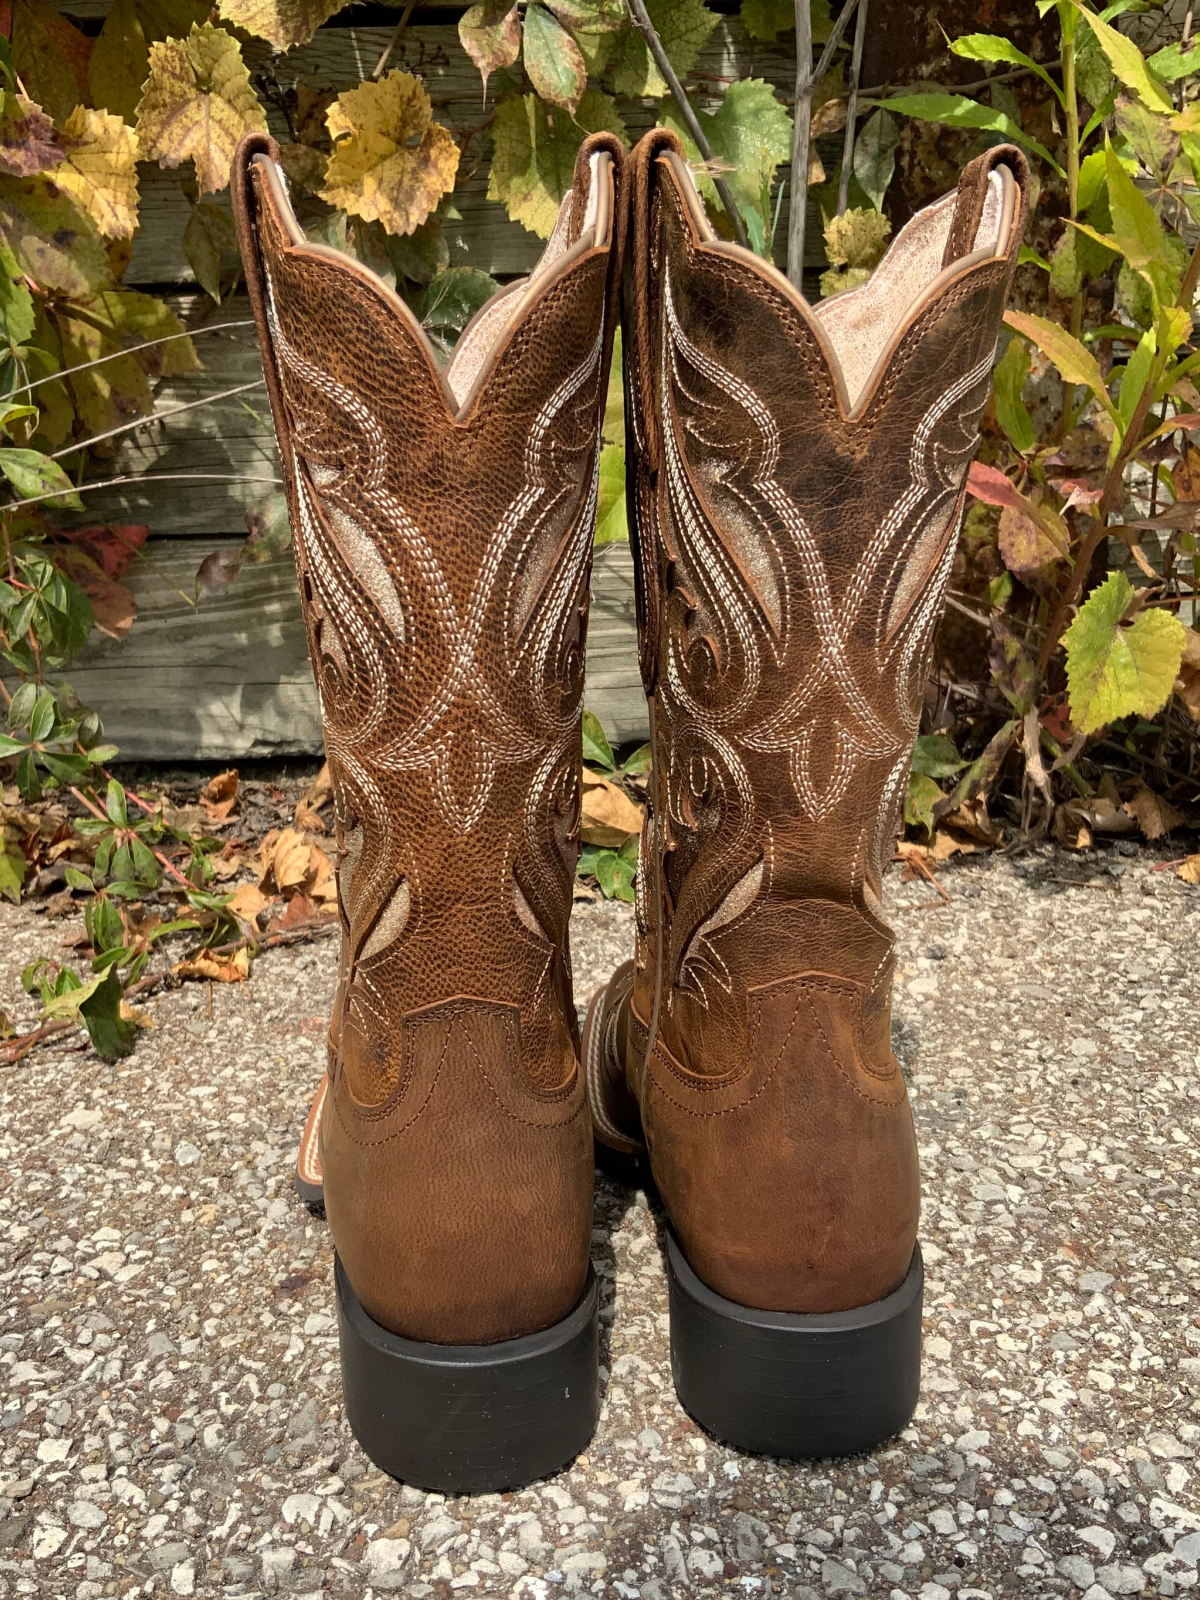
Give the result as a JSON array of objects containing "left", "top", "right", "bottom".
[{"left": 1, "top": 843, "right": 1199, "bottom": 1600}]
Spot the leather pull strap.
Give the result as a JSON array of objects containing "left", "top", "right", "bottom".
[{"left": 940, "top": 142, "right": 1031, "bottom": 268}]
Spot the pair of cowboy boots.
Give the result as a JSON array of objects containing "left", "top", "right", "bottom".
[{"left": 232, "top": 127, "right": 1027, "bottom": 1492}]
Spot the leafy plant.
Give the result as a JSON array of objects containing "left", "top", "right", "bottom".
[{"left": 877, "top": 3, "right": 1200, "bottom": 842}]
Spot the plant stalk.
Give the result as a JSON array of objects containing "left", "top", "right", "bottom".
[
  {"left": 624, "top": 0, "right": 748, "bottom": 248},
  {"left": 836, "top": 0, "right": 869, "bottom": 217}
]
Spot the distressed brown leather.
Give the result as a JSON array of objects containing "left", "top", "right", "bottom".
[
  {"left": 586, "top": 131, "right": 1028, "bottom": 1315},
  {"left": 233, "top": 131, "right": 625, "bottom": 1344}
]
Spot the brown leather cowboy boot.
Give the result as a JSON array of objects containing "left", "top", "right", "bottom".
[
  {"left": 584, "top": 129, "right": 1028, "bottom": 1457},
  {"left": 232, "top": 130, "right": 625, "bottom": 1491}
]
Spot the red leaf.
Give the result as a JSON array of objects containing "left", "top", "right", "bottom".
[
  {"left": 967, "top": 462, "right": 1020, "bottom": 508},
  {"left": 47, "top": 524, "right": 149, "bottom": 580}
]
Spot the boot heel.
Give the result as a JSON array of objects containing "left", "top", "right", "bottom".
[
  {"left": 666, "top": 1235, "right": 923, "bottom": 1458},
  {"left": 335, "top": 1257, "right": 599, "bottom": 1493}
]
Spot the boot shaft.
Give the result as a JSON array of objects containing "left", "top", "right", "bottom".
[{"left": 623, "top": 133, "right": 1029, "bottom": 1068}]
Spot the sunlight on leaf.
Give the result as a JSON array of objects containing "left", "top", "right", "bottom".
[
  {"left": 1063, "top": 571, "right": 1186, "bottom": 735},
  {"left": 136, "top": 23, "right": 267, "bottom": 195},
  {"left": 319, "top": 71, "right": 460, "bottom": 237}
]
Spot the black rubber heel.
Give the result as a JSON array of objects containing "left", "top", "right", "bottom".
[
  {"left": 335, "top": 1256, "right": 599, "bottom": 1493},
  {"left": 667, "top": 1235, "right": 923, "bottom": 1459}
]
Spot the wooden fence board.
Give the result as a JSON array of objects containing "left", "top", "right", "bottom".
[{"left": 67, "top": 540, "right": 648, "bottom": 758}]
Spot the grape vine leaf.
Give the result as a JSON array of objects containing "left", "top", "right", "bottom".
[
  {"left": 458, "top": 0, "right": 521, "bottom": 98},
  {"left": 610, "top": 0, "right": 717, "bottom": 99},
  {"left": 0, "top": 92, "right": 63, "bottom": 178},
  {"left": 0, "top": 175, "right": 111, "bottom": 298},
  {"left": 594, "top": 445, "right": 627, "bottom": 544},
  {"left": 0, "top": 239, "right": 36, "bottom": 349},
  {"left": 88, "top": 0, "right": 150, "bottom": 126},
  {"left": 488, "top": 89, "right": 625, "bottom": 238},
  {"left": 55, "top": 108, "right": 141, "bottom": 240},
  {"left": 136, "top": 23, "right": 268, "bottom": 195},
  {"left": 10, "top": 0, "right": 92, "bottom": 127},
  {"left": 741, "top": 0, "right": 829, "bottom": 45},
  {"left": 217, "top": 0, "right": 351, "bottom": 54},
  {"left": 664, "top": 79, "right": 791, "bottom": 231},
  {"left": 319, "top": 71, "right": 460, "bottom": 237},
  {"left": 183, "top": 200, "right": 238, "bottom": 301},
  {"left": 522, "top": 5, "right": 587, "bottom": 115},
  {"left": 0, "top": 448, "right": 83, "bottom": 509},
  {"left": 57, "top": 288, "right": 198, "bottom": 438},
  {"left": 1063, "top": 570, "right": 1186, "bottom": 735}
]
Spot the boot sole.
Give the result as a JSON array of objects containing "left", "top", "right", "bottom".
[
  {"left": 666, "top": 1233, "right": 923, "bottom": 1458},
  {"left": 335, "top": 1255, "right": 600, "bottom": 1493}
]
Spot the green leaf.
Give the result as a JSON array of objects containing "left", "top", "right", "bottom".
[
  {"left": 0, "top": 444, "right": 82, "bottom": 505},
  {"left": 105, "top": 777, "right": 128, "bottom": 825},
  {"left": 1147, "top": 37, "right": 1200, "bottom": 84},
  {"left": 611, "top": 0, "right": 717, "bottom": 99},
  {"left": 1074, "top": 22, "right": 1113, "bottom": 111},
  {"left": 0, "top": 236, "right": 33, "bottom": 348},
  {"left": 1076, "top": 147, "right": 1108, "bottom": 212},
  {"left": 879, "top": 92, "right": 1064, "bottom": 175},
  {"left": 1117, "top": 326, "right": 1155, "bottom": 435},
  {"left": 0, "top": 838, "right": 25, "bottom": 903},
  {"left": 595, "top": 846, "right": 635, "bottom": 900},
  {"left": 8, "top": 679, "right": 36, "bottom": 730},
  {"left": 1074, "top": 7, "right": 1173, "bottom": 115},
  {"left": 904, "top": 772, "right": 943, "bottom": 838},
  {"left": 852, "top": 108, "right": 899, "bottom": 212},
  {"left": 77, "top": 965, "right": 139, "bottom": 1060},
  {"left": 1100, "top": 138, "right": 1178, "bottom": 304},
  {"left": 1003, "top": 309, "right": 1119, "bottom": 423},
  {"left": 1063, "top": 570, "right": 1186, "bottom": 735},
  {"left": 594, "top": 444, "right": 627, "bottom": 545},
  {"left": 88, "top": 0, "right": 150, "bottom": 125},
  {"left": 993, "top": 337, "right": 1035, "bottom": 454},
  {"left": 418, "top": 266, "right": 500, "bottom": 341},
  {"left": 620, "top": 742, "right": 651, "bottom": 778},
  {"left": 522, "top": 4, "right": 586, "bottom": 115},
  {"left": 949, "top": 32, "right": 1062, "bottom": 102},
  {"left": 581, "top": 708, "right": 615, "bottom": 771},
  {"left": 86, "top": 890, "right": 125, "bottom": 952},
  {"left": 28, "top": 690, "right": 54, "bottom": 743},
  {"left": 911, "top": 733, "right": 965, "bottom": 780},
  {"left": 488, "top": 89, "right": 626, "bottom": 238},
  {"left": 741, "top": 0, "right": 828, "bottom": 43},
  {"left": 183, "top": 200, "right": 237, "bottom": 302},
  {"left": 662, "top": 79, "right": 792, "bottom": 241}
]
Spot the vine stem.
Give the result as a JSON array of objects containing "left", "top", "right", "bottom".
[
  {"left": 836, "top": 0, "right": 869, "bottom": 216},
  {"left": 373, "top": 0, "right": 418, "bottom": 79},
  {"left": 5, "top": 323, "right": 255, "bottom": 402},
  {"left": 49, "top": 381, "right": 266, "bottom": 463},
  {"left": 624, "top": 0, "right": 748, "bottom": 249},
  {"left": 2, "top": 473, "right": 285, "bottom": 517},
  {"left": 788, "top": 0, "right": 865, "bottom": 285}
]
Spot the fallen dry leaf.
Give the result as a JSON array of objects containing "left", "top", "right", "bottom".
[
  {"left": 1123, "top": 786, "right": 1185, "bottom": 841},
  {"left": 580, "top": 768, "right": 644, "bottom": 848},
  {"left": 294, "top": 760, "right": 333, "bottom": 833},
  {"left": 228, "top": 882, "right": 272, "bottom": 924},
  {"left": 258, "top": 826, "right": 336, "bottom": 901},
  {"left": 268, "top": 891, "right": 338, "bottom": 934},
  {"left": 939, "top": 799, "right": 1004, "bottom": 848},
  {"left": 1177, "top": 855, "right": 1200, "bottom": 885},
  {"left": 174, "top": 947, "right": 250, "bottom": 983},
  {"left": 200, "top": 768, "right": 239, "bottom": 821}
]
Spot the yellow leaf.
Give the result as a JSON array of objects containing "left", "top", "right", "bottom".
[
  {"left": 135, "top": 23, "right": 267, "bottom": 195},
  {"left": 318, "top": 71, "right": 459, "bottom": 237},
  {"left": 55, "top": 107, "right": 140, "bottom": 241},
  {"left": 173, "top": 947, "right": 250, "bottom": 982},
  {"left": 1177, "top": 854, "right": 1200, "bottom": 886},
  {"left": 217, "top": 0, "right": 349, "bottom": 52}
]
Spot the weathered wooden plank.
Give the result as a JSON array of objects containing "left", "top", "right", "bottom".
[{"left": 67, "top": 539, "right": 648, "bottom": 758}]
